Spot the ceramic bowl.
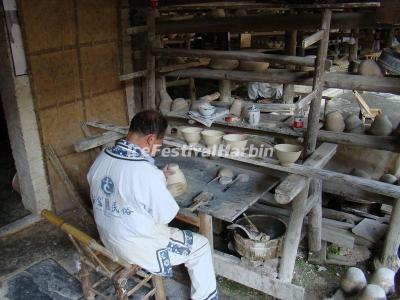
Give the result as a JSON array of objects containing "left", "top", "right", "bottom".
[
  {"left": 198, "top": 104, "right": 216, "bottom": 117},
  {"left": 223, "top": 134, "right": 248, "bottom": 153},
  {"left": 181, "top": 127, "right": 203, "bottom": 145},
  {"left": 201, "top": 130, "right": 224, "bottom": 148},
  {"left": 274, "top": 144, "right": 303, "bottom": 166}
]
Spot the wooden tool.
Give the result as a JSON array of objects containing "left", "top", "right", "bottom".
[
  {"left": 187, "top": 191, "right": 213, "bottom": 212},
  {"left": 206, "top": 167, "right": 234, "bottom": 185},
  {"left": 353, "top": 90, "right": 382, "bottom": 123}
]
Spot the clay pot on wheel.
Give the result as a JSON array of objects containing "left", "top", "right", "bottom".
[
  {"left": 165, "top": 164, "right": 187, "bottom": 197},
  {"left": 369, "top": 114, "right": 393, "bottom": 136},
  {"left": 325, "top": 111, "right": 345, "bottom": 132}
]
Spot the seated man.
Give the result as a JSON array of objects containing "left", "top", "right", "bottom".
[{"left": 87, "top": 110, "right": 217, "bottom": 300}]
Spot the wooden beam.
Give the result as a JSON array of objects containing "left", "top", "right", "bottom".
[
  {"left": 305, "top": 9, "right": 332, "bottom": 158},
  {"left": 214, "top": 250, "right": 305, "bottom": 300},
  {"left": 283, "top": 30, "right": 297, "bottom": 104},
  {"left": 119, "top": 70, "right": 148, "bottom": 81},
  {"left": 165, "top": 68, "right": 400, "bottom": 95},
  {"left": 126, "top": 25, "right": 148, "bottom": 35},
  {"left": 295, "top": 90, "right": 317, "bottom": 111},
  {"left": 380, "top": 199, "right": 400, "bottom": 269},
  {"left": 145, "top": 9, "right": 156, "bottom": 109},
  {"left": 74, "top": 130, "right": 124, "bottom": 152},
  {"left": 157, "top": 60, "right": 209, "bottom": 73},
  {"left": 302, "top": 30, "right": 324, "bottom": 49},
  {"left": 155, "top": 12, "right": 379, "bottom": 34},
  {"left": 152, "top": 47, "right": 326, "bottom": 67}
]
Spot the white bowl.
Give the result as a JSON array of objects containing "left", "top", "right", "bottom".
[
  {"left": 181, "top": 127, "right": 203, "bottom": 145},
  {"left": 201, "top": 130, "right": 224, "bottom": 147},
  {"left": 223, "top": 134, "right": 248, "bottom": 153},
  {"left": 274, "top": 144, "right": 302, "bottom": 166},
  {"left": 198, "top": 105, "right": 216, "bottom": 117}
]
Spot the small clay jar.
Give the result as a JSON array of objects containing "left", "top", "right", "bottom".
[
  {"left": 379, "top": 174, "right": 398, "bottom": 184},
  {"left": 341, "top": 267, "right": 367, "bottom": 295},
  {"left": 358, "top": 284, "right": 386, "bottom": 300},
  {"left": 359, "top": 60, "right": 384, "bottom": 77},
  {"left": 325, "top": 111, "right": 345, "bottom": 132},
  {"left": 370, "top": 114, "right": 393, "bottom": 136},
  {"left": 345, "top": 114, "right": 363, "bottom": 132},
  {"left": 370, "top": 267, "right": 395, "bottom": 294},
  {"left": 230, "top": 99, "right": 242, "bottom": 117},
  {"left": 171, "top": 98, "right": 189, "bottom": 112}
]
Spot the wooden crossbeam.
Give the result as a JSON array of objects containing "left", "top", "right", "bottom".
[{"left": 302, "top": 30, "right": 324, "bottom": 49}]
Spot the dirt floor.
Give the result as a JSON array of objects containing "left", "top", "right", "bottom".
[{"left": 0, "top": 212, "right": 364, "bottom": 300}]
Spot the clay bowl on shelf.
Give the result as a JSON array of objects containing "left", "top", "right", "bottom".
[
  {"left": 223, "top": 134, "right": 248, "bottom": 153},
  {"left": 181, "top": 127, "right": 203, "bottom": 145},
  {"left": 274, "top": 144, "right": 303, "bottom": 166},
  {"left": 201, "top": 129, "right": 224, "bottom": 148},
  {"left": 198, "top": 104, "right": 216, "bottom": 117}
]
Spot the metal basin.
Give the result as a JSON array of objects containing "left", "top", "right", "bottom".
[{"left": 232, "top": 215, "right": 286, "bottom": 261}]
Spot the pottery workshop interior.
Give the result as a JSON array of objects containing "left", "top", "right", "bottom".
[{"left": 1, "top": 0, "right": 400, "bottom": 299}]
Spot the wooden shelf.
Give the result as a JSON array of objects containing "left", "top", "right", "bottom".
[{"left": 165, "top": 112, "right": 400, "bottom": 153}]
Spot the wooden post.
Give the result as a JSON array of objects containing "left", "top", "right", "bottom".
[
  {"left": 189, "top": 77, "right": 196, "bottom": 101},
  {"left": 219, "top": 79, "right": 231, "bottom": 102},
  {"left": 379, "top": 199, "right": 400, "bottom": 269},
  {"left": 152, "top": 276, "right": 167, "bottom": 300},
  {"left": 279, "top": 180, "right": 310, "bottom": 282},
  {"left": 349, "top": 28, "right": 359, "bottom": 73},
  {"left": 304, "top": 9, "right": 332, "bottom": 158},
  {"left": 146, "top": 9, "right": 156, "bottom": 109},
  {"left": 308, "top": 178, "right": 323, "bottom": 252},
  {"left": 199, "top": 212, "right": 214, "bottom": 250},
  {"left": 283, "top": 30, "right": 297, "bottom": 104}
]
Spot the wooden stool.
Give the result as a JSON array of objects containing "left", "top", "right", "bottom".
[{"left": 41, "top": 210, "right": 166, "bottom": 300}]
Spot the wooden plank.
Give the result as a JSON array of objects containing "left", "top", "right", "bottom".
[
  {"left": 214, "top": 250, "right": 305, "bottom": 300},
  {"left": 46, "top": 145, "right": 92, "bottom": 219},
  {"left": 322, "top": 226, "right": 355, "bottom": 248},
  {"left": 155, "top": 12, "right": 379, "bottom": 34},
  {"left": 199, "top": 212, "right": 213, "bottom": 250},
  {"left": 153, "top": 47, "right": 326, "bottom": 67},
  {"left": 295, "top": 90, "right": 317, "bottom": 111},
  {"left": 352, "top": 218, "right": 388, "bottom": 243},
  {"left": 176, "top": 209, "right": 199, "bottom": 227},
  {"left": 275, "top": 143, "right": 337, "bottom": 204},
  {"left": 302, "top": 30, "right": 324, "bottom": 49},
  {"left": 74, "top": 130, "right": 124, "bottom": 152},
  {"left": 164, "top": 68, "right": 400, "bottom": 94},
  {"left": 308, "top": 179, "right": 323, "bottom": 252}
]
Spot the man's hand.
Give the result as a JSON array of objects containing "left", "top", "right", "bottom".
[
  {"left": 163, "top": 164, "right": 174, "bottom": 180},
  {"left": 167, "top": 182, "right": 186, "bottom": 197}
]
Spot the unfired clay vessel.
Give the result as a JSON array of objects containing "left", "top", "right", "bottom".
[
  {"left": 230, "top": 99, "right": 242, "bottom": 117},
  {"left": 181, "top": 127, "right": 203, "bottom": 145},
  {"left": 159, "top": 90, "right": 173, "bottom": 113},
  {"left": 209, "top": 59, "right": 239, "bottom": 70},
  {"left": 239, "top": 61, "right": 269, "bottom": 72},
  {"left": 345, "top": 114, "right": 363, "bottom": 132},
  {"left": 370, "top": 114, "right": 393, "bottom": 136},
  {"left": 208, "top": 8, "right": 226, "bottom": 18},
  {"left": 370, "top": 267, "right": 395, "bottom": 294},
  {"left": 325, "top": 111, "right": 345, "bottom": 132},
  {"left": 351, "top": 168, "right": 370, "bottom": 179},
  {"left": 274, "top": 144, "right": 303, "bottom": 166},
  {"left": 359, "top": 60, "right": 384, "bottom": 77},
  {"left": 358, "top": 284, "right": 386, "bottom": 300},
  {"left": 171, "top": 98, "right": 189, "bottom": 112},
  {"left": 223, "top": 134, "right": 248, "bottom": 153},
  {"left": 340, "top": 267, "right": 367, "bottom": 294},
  {"left": 165, "top": 164, "right": 187, "bottom": 197},
  {"left": 201, "top": 129, "right": 224, "bottom": 148},
  {"left": 379, "top": 174, "right": 397, "bottom": 184}
]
